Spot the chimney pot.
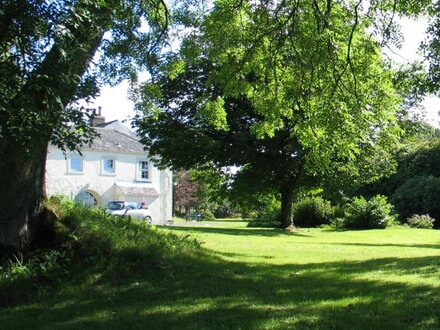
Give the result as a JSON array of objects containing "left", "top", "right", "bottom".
[{"left": 92, "top": 107, "right": 105, "bottom": 126}]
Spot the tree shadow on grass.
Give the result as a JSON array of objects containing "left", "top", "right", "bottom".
[
  {"left": 2, "top": 249, "right": 440, "bottom": 329},
  {"left": 263, "top": 240, "right": 440, "bottom": 250},
  {"left": 211, "top": 219, "right": 250, "bottom": 223},
  {"left": 326, "top": 242, "right": 440, "bottom": 250},
  {"left": 165, "top": 225, "right": 313, "bottom": 237}
]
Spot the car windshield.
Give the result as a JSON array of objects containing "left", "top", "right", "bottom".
[
  {"left": 126, "top": 202, "right": 141, "bottom": 209},
  {"left": 107, "top": 201, "right": 125, "bottom": 210}
]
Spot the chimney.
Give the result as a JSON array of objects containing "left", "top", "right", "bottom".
[{"left": 92, "top": 106, "right": 105, "bottom": 126}]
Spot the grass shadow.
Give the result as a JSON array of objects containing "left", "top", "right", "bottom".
[
  {"left": 2, "top": 246, "right": 440, "bottom": 329},
  {"left": 328, "top": 242, "right": 440, "bottom": 249},
  {"left": 165, "top": 225, "right": 313, "bottom": 237}
]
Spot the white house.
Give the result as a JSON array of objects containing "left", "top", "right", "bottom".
[{"left": 45, "top": 110, "right": 172, "bottom": 225}]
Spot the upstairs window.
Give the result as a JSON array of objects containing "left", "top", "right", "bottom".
[
  {"left": 102, "top": 158, "right": 116, "bottom": 175},
  {"left": 68, "top": 156, "right": 83, "bottom": 174},
  {"left": 137, "top": 160, "right": 150, "bottom": 181}
]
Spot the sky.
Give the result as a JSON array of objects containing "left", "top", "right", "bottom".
[
  {"left": 94, "top": 80, "right": 134, "bottom": 124},
  {"left": 391, "top": 18, "right": 440, "bottom": 127},
  {"left": 92, "top": 17, "right": 440, "bottom": 127}
]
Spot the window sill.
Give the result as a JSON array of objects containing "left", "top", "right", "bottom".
[
  {"left": 100, "top": 172, "right": 116, "bottom": 177},
  {"left": 67, "top": 171, "right": 84, "bottom": 175},
  {"left": 135, "top": 178, "right": 151, "bottom": 183}
]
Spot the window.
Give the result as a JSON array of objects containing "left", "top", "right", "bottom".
[
  {"left": 102, "top": 158, "right": 116, "bottom": 175},
  {"left": 68, "top": 156, "right": 83, "bottom": 173},
  {"left": 74, "top": 191, "right": 97, "bottom": 207},
  {"left": 137, "top": 160, "right": 150, "bottom": 181}
]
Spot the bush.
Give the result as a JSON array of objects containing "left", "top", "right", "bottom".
[
  {"left": 406, "top": 214, "right": 435, "bottom": 229},
  {"left": 332, "top": 204, "right": 345, "bottom": 219},
  {"left": 200, "top": 209, "right": 216, "bottom": 222},
  {"left": 30, "top": 195, "right": 80, "bottom": 250},
  {"left": 292, "top": 196, "right": 333, "bottom": 227},
  {"left": 328, "top": 217, "right": 346, "bottom": 230},
  {"left": 214, "top": 203, "right": 240, "bottom": 218},
  {"left": 1, "top": 198, "right": 204, "bottom": 307},
  {"left": 343, "top": 195, "right": 397, "bottom": 229},
  {"left": 247, "top": 209, "right": 281, "bottom": 228},
  {"left": 391, "top": 176, "right": 440, "bottom": 225}
]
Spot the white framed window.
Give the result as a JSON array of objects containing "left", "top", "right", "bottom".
[
  {"left": 101, "top": 158, "right": 116, "bottom": 175},
  {"left": 137, "top": 159, "right": 150, "bottom": 181},
  {"left": 68, "top": 155, "right": 83, "bottom": 174}
]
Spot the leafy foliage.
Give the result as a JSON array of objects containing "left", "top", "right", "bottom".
[
  {"left": 391, "top": 176, "right": 440, "bottom": 224},
  {"left": 173, "top": 170, "right": 200, "bottom": 215},
  {"left": 0, "top": 0, "right": 169, "bottom": 151},
  {"left": 200, "top": 209, "right": 216, "bottom": 222},
  {"left": 394, "top": 139, "right": 440, "bottom": 185},
  {"left": 247, "top": 209, "right": 281, "bottom": 228},
  {"left": 235, "top": 189, "right": 281, "bottom": 219},
  {"left": 357, "top": 133, "right": 440, "bottom": 198},
  {"left": 343, "top": 195, "right": 397, "bottom": 229},
  {"left": 406, "top": 214, "right": 435, "bottom": 229},
  {"left": 174, "top": 169, "right": 233, "bottom": 217},
  {"left": 292, "top": 197, "right": 333, "bottom": 228}
]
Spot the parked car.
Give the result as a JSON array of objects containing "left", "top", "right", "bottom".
[
  {"left": 106, "top": 200, "right": 152, "bottom": 224},
  {"left": 185, "top": 212, "right": 202, "bottom": 221}
]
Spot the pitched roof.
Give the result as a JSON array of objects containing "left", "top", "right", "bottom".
[
  {"left": 94, "top": 120, "right": 138, "bottom": 139},
  {"left": 49, "top": 120, "right": 147, "bottom": 155},
  {"left": 83, "top": 122, "right": 145, "bottom": 154},
  {"left": 115, "top": 182, "right": 159, "bottom": 197}
]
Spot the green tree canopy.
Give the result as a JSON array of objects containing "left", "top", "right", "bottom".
[{"left": 135, "top": 0, "right": 402, "bottom": 227}]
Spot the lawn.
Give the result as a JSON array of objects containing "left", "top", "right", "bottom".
[{"left": 2, "top": 220, "right": 440, "bottom": 329}]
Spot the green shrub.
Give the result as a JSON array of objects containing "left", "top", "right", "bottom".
[
  {"left": 343, "top": 195, "right": 397, "bottom": 229},
  {"left": 214, "top": 203, "right": 239, "bottom": 218},
  {"left": 1, "top": 198, "right": 204, "bottom": 307},
  {"left": 406, "top": 214, "right": 435, "bottom": 229},
  {"left": 332, "top": 204, "right": 345, "bottom": 219},
  {"left": 200, "top": 209, "right": 216, "bottom": 221},
  {"left": 29, "top": 196, "right": 79, "bottom": 250},
  {"left": 328, "top": 217, "right": 346, "bottom": 230},
  {"left": 292, "top": 197, "right": 333, "bottom": 227},
  {"left": 247, "top": 209, "right": 281, "bottom": 228},
  {"left": 391, "top": 176, "right": 440, "bottom": 225}
]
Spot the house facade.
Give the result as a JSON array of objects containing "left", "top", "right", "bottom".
[{"left": 45, "top": 116, "right": 172, "bottom": 225}]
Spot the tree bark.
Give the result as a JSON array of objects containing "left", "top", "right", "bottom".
[
  {"left": 279, "top": 182, "right": 295, "bottom": 228},
  {"left": 0, "top": 136, "right": 48, "bottom": 250}
]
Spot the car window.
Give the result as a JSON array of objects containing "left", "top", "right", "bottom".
[
  {"left": 125, "top": 203, "right": 138, "bottom": 210},
  {"left": 107, "top": 201, "right": 124, "bottom": 210}
]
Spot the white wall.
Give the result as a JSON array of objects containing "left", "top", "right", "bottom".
[{"left": 46, "top": 148, "right": 172, "bottom": 225}]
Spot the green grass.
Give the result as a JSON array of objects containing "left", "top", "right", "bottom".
[{"left": 2, "top": 218, "right": 440, "bottom": 329}]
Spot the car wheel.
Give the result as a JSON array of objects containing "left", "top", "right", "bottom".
[{"left": 144, "top": 215, "right": 152, "bottom": 225}]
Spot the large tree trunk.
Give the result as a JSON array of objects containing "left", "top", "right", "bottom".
[
  {"left": 0, "top": 135, "right": 48, "bottom": 250},
  {"left": 279, "top": 182, "right": 295, "bottom": 228}
]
